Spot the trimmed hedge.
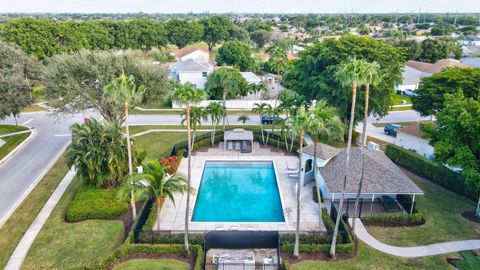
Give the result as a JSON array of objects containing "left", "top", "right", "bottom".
[
  {"left": 66, "top": 184, "right": 129, "bottom": 222},
  {"left": 96, "top": 244, "right": 203, "bottom": 270},
  {"left": 362, "top": 212, "right": 425, "bottom": 226},
  {"left": 138, "top": 230, "right": 205, "bottom": 245},
  {"left": 386, "top": 144, "right": 477, "bottom": 200}
]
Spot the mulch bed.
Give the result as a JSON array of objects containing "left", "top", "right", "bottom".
[
  {"left": 461, "top": 211, "right": 480, "bottom": 223},
  {"left": 116, "top": 201, "right": 144, "bottom": 239},
  {"left": 105, "top": 252, "right": 196, "bottom": 270}
]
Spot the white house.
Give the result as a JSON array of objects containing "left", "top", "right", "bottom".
[
  {"left": 170, "top": 47, "right": 210, "bottom": 63},
  {"left": 240, "top": 72, "right": 262, "bottom": 85},
  {"left": 395, "top": 66, "right": 429, "bottom": 92},
  {"left": 169, "top": 59, "right": 213, "bottom": 89},
  {"left": 395, "top": 123, "right": 434, "bottom": 159}
]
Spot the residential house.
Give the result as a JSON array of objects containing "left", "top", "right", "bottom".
[
  {"left": 461, "top": 57, "right": 480, "bottom": 68},
  {"left": 169, "top": 59, "right": 213, "bottom": 89},
  {"left": 299, "top": 143, "right": 423, "bottom": 216},
  {"left": 395, "top": 123, "right": 434, "bottom": 159},
  {"left": 240, "top": 72, "right": 262, "bottom": 85},
  {"left": 459, "top": 35, "right": 480, "bottom": 47},
  {"left": 170, "top": 47, "right": 210, "bottom": 63}
]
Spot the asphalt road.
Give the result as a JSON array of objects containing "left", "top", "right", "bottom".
[{"left": 0, "top": 109, "right": 428, "bottom": 227}]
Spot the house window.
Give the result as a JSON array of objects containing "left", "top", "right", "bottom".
[
  {"left": 305, "top": 159, "right": 313, "bottom": 173},
  {"left": 202, "top": 72, "right": 208, "bottom": 77}
]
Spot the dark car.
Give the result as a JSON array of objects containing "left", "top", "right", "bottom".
[
  {"left": 384, "top": 124, "right": 401, "bottom": 136},
  {"left": 261, "top": 115, "right": 281, "bottom": 125}
]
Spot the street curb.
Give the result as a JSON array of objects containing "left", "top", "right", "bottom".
[
  {"left": 0, "top": 129, "right": 36, "bottom": 167},
  {"left": 0, "top": 140, "right": 70, "bottom": 230}
]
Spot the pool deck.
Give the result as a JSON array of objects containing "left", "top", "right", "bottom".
[{"left": 155, "top": 144, "right": 325, "bottom": 232}]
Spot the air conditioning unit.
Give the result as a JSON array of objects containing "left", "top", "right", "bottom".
[{"left": 367, "top": 142, "right": 380, "bottom": 151}]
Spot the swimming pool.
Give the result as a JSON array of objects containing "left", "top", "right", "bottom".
[{"left": 192, "top": 161, "right": 285, "bottom": 222}]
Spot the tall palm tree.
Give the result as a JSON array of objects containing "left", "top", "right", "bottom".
[
  {"left": 206, "top": 102, "right": 226, "bottom": 145},
  {"left": 286, "top": 108, "right": 309, "bottom": 258},
  {"left": 306, "top": 101, "right": 344, "bottom": 229},
  {"left": 181, "top": 106, "right": 208, "bottom": 148},
  {"left": 251, "top": 103, "right": 270, "bottom": 144},
  {"left": 237, "top": 114, "right": 250, "bottom": 128},
  {"left": 103, "top": 73, "right": 145, "bottom": 220},
  {"left": 172, "top": 83, "right": 206, "bottom": 254},
  {"left": 121, "top": 160, "right": 189, "bottom": 231},
  {"left": 351, "top": 61, "right": 381, "bottom": 236},
  {"left": 330, "top": 58, "right": 370, "bottom": 258}
]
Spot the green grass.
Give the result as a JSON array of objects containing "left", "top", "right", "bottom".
[
  {"left": 371, "top": 121, "right": 433, "bottom": 128},
  {"left": 134, "top": 132, "right": 189, "bottom": 160},
  {"left": 454, "top": 251, "right": 480, "bottom": 270},
  {"left": 21, "top": 104, "right": 45, "bottom": 112},
  {"left": 113, "top": 259, "right": 190, "bottom": 270},
  {"left": 0, "top": 133, "right": 30, "bottom": 160},
  {"left": 366, "top": 171, "right": 480, "bottom": 247},
  {"left": 0, "top": 152, "right": 69, "bottom": 269},
  {"left": 22, "top": 178, "right": 125, "bottom": 269},
  {"left": 289, "top": 242, "right": 454, "bottom": 270},
  {"left": 130, "top": 125, "right": 264, "bottom": 135},
  {"left": 389, "top": 105, "right": 413, "bottom": 111},
  {"left": 0, "top": 124, "right": 28, "bottom": 135},
  {"left": 392, "top": 94, "right": 412, "bottom": 105},
  {"left": 131, "top": 108, "right": 258, "bottom": 115}
]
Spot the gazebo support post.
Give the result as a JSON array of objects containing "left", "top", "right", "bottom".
[
  {"left": 410, "top": 194, "right": 416, "bottom": 214},
  {"left": 369, "top": 194, "right": 375, "bottom": 215}
]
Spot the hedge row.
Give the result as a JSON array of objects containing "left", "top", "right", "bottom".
[
  {"left": 66, "top": 184, "right": 129, "bottom": 222},
  {"left": 362, "top": 212, "right": 425, "bottom": 226},
  {"left": 138, "top": 230, "right": 205, "bottom": 245},
  {"left": 281, "top": 241, "right": 355, "bottom": 254},
  {"left": 385, "top": 144, "right": 477, "bottom": 200},
  {"left": 96, "top": 244, "right": 203, "bottom": 270}
]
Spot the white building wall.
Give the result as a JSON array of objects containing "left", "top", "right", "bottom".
[
  {"left": 395, "top": 132, "right": 434, "bottom": 159},
  {"left": 395, "top": 83, "right": 419, "bottom": 92},
  {"left": 178, "top": 72, "right": 209, "bottom": 89},
  {"left": 179, "top": 50, "right": 210, "bottom": 63}
]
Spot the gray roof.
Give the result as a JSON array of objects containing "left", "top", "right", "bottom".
[
  {"left": 319, "top": 147, "right": 423, "bottom": 195},
  {"left": 401, "top": 66, "right": 430, "bottom": 85},
  {"left": 301, "top": 143, "right": 341, "bottom": 160},
  {"left": 171, "top": 59, "right": 210, "bottom": 72},
  {"left": 240, "top": 72, "right": 262, "bottom": 84},
  {"left": 461, "top": 58, "right": 480, "bottom": 68},
  {"left": 224, "top": 129, "right": 253, "bottom": 141}
]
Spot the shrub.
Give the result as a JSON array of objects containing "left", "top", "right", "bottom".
[
  {"left": 281, "top": 242, "right": 355, "bottom": 254},
  {"left": 138, "top": 230, "right": 205, "bottom": 245},
  {"left": 312, "top": 186, "right": 325, "bottom": 203},
  {"left": 385, "top": 144, "right": 477, "bottom": 200},
  {"left": 159, "top": 155, "right": 181, "bottom": 174},
  {"left": 66, "top": 184, "right": 129, "bottom": 222},
  {"left": 362, "top": 212, "right": 425, "bottom": 226}
]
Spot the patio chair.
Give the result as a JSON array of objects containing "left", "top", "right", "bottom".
[
  {"left": 287, "top": 161, "right": 298, "bottom": 171},
  {"left": 227, "top": 141, "right": 233, "bottom": 150}
]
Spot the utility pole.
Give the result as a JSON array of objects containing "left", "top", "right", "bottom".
[
  {"left": 417, "top": 7, "right": 421, "bottom": 24},
  {"left": 454, "top": 9, "right": 458, "bottom": 25}
]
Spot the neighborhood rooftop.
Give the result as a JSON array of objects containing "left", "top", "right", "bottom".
[
  {"left": 407, "top": 59, "right": 469, "bottom": 74},
  {"left": 170, "top": 47, "right": 208, "bottom": 58},
  {"left": 170, "top": 59, "right": 210, "bottom": 72},
  {"left": 301, "top": 144, "right": 341, "bottom": 160}
]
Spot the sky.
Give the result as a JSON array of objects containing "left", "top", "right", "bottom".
[{"left": 0, "top": 0, "right": 479, "bottom": 14}]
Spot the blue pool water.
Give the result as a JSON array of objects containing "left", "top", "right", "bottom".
[{"left": 192, "top": 161, "right": 285, "bottom": 222}]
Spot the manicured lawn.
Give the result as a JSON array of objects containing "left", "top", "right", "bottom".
[
  {"left": 0, "top": 124, "right": 29, "bottom": 135},
  {"left": 22, "top": 178, "right": 124, "bottom": 269},
  {"left": 131, "top": 108, "right": 258, "bottom": 115},
  {"left": 113, "top": 259, "right": 190, "bottom": 270},
  {"left": 130, "top": 125, "right": 263, "bottom": 135},
  {"left": 371, "top": 120, "right": 433, "bottom": 128},
  {"left": 289, "top": 242, "right": 454, "bottom": 270},
  {"left": 0, "top": 133, "right": 30, "bottom": 160},
  {"left": 392, "top": 94, "right": 412, "bottom": 105},
  {"left": 454, "top": 251, "right": 480, "bottom": 270},
  {"left": 0, "top": 152, "right": 68, "bottom": 269},
  {"left": 134, "top": 132, "right": 189, "bottom": 160},
  {"left": 366, "top": 171, "right": 480, "bottom": 247},
  {"left": 389, "top": 105, "right": 413, "bottom": 111},
  {"left": 21, "top": 104, "right": 45, "bottom": 112}
]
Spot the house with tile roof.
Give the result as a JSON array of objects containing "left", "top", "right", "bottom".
[{"left": 170, "top": 47, "right": 210, "bottom": 63}]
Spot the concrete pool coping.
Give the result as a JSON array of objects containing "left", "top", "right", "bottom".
[
  {"left": 154, "top": 151, "right": 325, "bottom": 232},
  {"left": 191, "top": 159, "right": 287, "bottom": 224}
]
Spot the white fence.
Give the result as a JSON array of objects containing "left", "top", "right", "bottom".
[{"left": 171, "top": 100, "right": 278, "bottom": 109}]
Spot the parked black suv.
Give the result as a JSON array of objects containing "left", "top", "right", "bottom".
[
  {"left": 384, "top": 124, "right": 401, "bottom": 136},
  {"left": 261, "top": 115, "right": 281, "bottom": 125}
]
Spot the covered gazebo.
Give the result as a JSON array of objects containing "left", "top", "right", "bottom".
[{"left": 224, "top": 129, "right": 253, "bottom": 153}]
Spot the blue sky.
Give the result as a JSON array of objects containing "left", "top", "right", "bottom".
[{"left": 0, "top": 0, "right": 479, "bottom": 13}]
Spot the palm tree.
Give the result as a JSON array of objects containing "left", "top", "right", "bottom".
[
  {"left": 172, "top": 83, "right": 206, "bottom": 254},
  {"left": 181, "top": 106, "right": 208, "bottom": 148},
  {"left": 121, "top": 160, "right": 189, "bottom": 231},
  {"left": 306, "top": 101, "right": 344, "bottom": 229},
  {"left": 286, "top": 108, "right": 309, "bottom": 258},
  {"left": 103, "top": 73, "right": 145, "bottom": 220},
  {"left": 330, "top": 58, "right": 370, "bottom": 258},
  {"left": 251, "top": 103, "right": 270, "bottom": 144},
  {"left": 206, "top": 102, "right": 226, "bottom": 145},
  {"left": 351, "top": 61, "right": 381, "bottom": 236},
  {"left": 237, "top": 114, "right": 250, "bottom": 128}
]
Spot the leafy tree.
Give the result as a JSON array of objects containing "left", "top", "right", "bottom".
[
  {"left": 250, "top": 29, "right": 271, "bottom": 48},
  {"left": 199, "top": 16, "right": 234, "bottom": 51},
  {"left": 215, "top": 41, "right": 255, "bottom": 71},
  {"left": 181, "top": 106, "right": 208, "bottom": 148},
  {"left": 0, "top": 42, "right": 41, "bottom": 123},
  {"left": 121, "top": 160, "right": 189, "bottom": 231},
  {"left": 306, "top": 102, "right": 343, "bottom": 230},
  {"left": 172, "top": 83, "right": 206, "bottom": 254},
  {"left": 229, "top": 26, "right": 250, "bottom": 42},
  {"left": 165, "top": 18, "right": 203, "bottom": 48},
  {"left": 392, "top": 39, "right": 422, "bottom": 61},
  {"left": 206, "top": 102, "right": 226, "bottom": 145},
  {"left": 237, "top": 114, "right": 250, "bottom": 127},
  {"left": 65, "top": 118, "right": 144, "bottom": 188},
  {"left": 205, "top": 67, "right": 249, "bottom": 131},
  {"left": 251, "top": 103, "right": 270, "bottom": 144},
  {"left": 264, "top": 48, "right": 290, "bottom": 76},
  {"left": 284, "top": 35, "right": 404, "bottom": 125},
  {"left": 330, "top": 58, "right": 371, "bottom": 258},
  {"left": 423, "top": 92, "right": 480, "bottom": 215},
  {"left": 103, "top": 73, "right": 146, "bottom": 219},
  {"left": 412, "top": 67, "right": 480, "bottom": 116},
  {"left": 44, "top": 50, "right": 173, "bottom": 124},
  {"left": 460, "top": 25, "right": 479, "bottom": 36},
  {"left": 419, "top": 38, "right": 462, "bottom": 63},
  {"left": 126, "top": 19, "right": 168, "bottom": 52}
]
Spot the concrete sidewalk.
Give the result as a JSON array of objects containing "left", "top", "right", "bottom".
[
  {"left": 350, "top": 218, "right": 480, "bottom": 257},
  {"left": 5, "top": 168, "right": 76, "bottom": 270},
  {"left": 0, "top": 129, "right": 33, "bottom": 139}
]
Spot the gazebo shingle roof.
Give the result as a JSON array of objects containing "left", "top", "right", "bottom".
[
  {"left": 301, "top": 143, "right": 341, "bottom": 160},
  {"left": 319, "top": 147, "right": 423, "bottom": 195}
]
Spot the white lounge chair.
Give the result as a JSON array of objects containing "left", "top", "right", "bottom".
[{"left": 287, "top": 161, "right": 298, "bottom": 171}]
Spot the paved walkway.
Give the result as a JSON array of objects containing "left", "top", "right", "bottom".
[
  {"left": 0, "top": 129, "right": 32, "bottom": 139},
  {"left": 350, "top": 218, "right": 480, "bottom": 258},
  {"left": 5, "top": 168, "right": 76, "bottom": 270}
]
